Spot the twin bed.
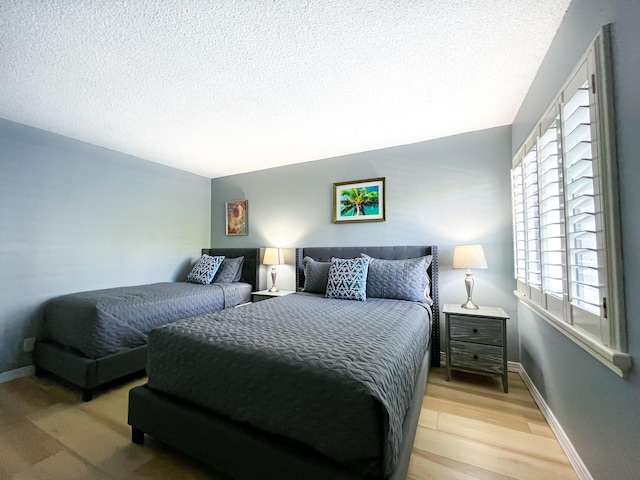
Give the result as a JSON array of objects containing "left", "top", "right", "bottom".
[
  {"left": 128, "top": 245, "right": 440, "bottom": 480},
  {"left": 34, "top": 248, "right": 260, "bottom": 401}
]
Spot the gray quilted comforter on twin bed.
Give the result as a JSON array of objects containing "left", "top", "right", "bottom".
[
  {"left": 44, "top": 282, "right": 252, "bottom": 359},
  {"left": 147, "top": 293, "right": 431, "bottom": 478}
]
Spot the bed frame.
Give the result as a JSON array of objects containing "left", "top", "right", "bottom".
[
  {"left": 34, "top": 248, "right": 260, "bottom": 401},
  {"left": 128, "top": 245, "right": 439, "bottom": 479}
]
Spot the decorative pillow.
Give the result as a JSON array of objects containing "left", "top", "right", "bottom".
[
  {"left": 187, "top": 254, "right": 224, "bottom": 284},
  {"left": 362, "top": 254, "right": 433, "bottom": 304},
  {"left": 302, "top": 256, "right": 331, "bottom": 294},
  {"left": 212, "top": 256, "right": 244, "bottom": 283},
  {"left": 325, "top": 257, "right": 370, "bottom": 301},
  {"left": 231, "top": 257, "right": 244, "bottom": 282}
]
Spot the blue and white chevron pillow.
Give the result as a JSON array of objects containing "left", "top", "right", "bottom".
[
  {"left": 325, "top": 257, "right": 370, "bottom": 301},
  {"left": 187, "top": 254, "right": 225, "bottom": 284}
]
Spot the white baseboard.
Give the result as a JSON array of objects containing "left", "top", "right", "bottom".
[
  {"left": 517, "top": 364, "right": 594, "bottom": 480},
  {"left": 0, "top": 365, "right": 35, "bottom": 384}
]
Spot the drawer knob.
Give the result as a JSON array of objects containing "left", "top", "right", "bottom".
[
  {"left": 472, "top": 328, "right": 478, "bottom": 333},
  {"left": 473, "top": 354, "right": 479, "bottom": 360}
]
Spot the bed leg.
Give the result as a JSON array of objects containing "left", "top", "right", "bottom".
[
  {"left": 132, "top": 427, "right": 145, "bottom": 444},
  {"left": 82, "top": 389, "right": 93, "bottom": 402}
]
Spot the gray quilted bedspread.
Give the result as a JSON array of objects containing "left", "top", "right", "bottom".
[
  {"left": 44, "top": 282, "right": 252, "bottom": 359},
  {"left": 147, "top": 293, "right": 431, "bottom": 478}
]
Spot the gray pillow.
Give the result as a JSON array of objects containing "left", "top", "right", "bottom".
[
  {"left": 302, "top": 256, "right": 331, "bottom": 293},
  {"left": 212, "top": 256, "right": 244, "bottom": 283},
  {"left": 362, "top": 254, "right": 433, "bottom": 304}
]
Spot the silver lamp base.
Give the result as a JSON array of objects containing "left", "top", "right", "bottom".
[
  {"left": 461, "top": 299, "right": 479, "bottom": 310},
  {"left": 461, "top": 270, "right": 479, "bottom": 309},
  {"left": 269, "top": 267, "right": 279, "bottom": 292}
]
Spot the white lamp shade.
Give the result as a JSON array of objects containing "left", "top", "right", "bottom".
[
  {"left": 262, "top": 247, "right": 284, "bottom": 265},
  {"left": 453, "top": 244, "right": 488, "bottom": 269}
]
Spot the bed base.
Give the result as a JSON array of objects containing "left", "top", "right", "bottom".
[
  {"left": 128, "top": 245, "right": 438, "bottom": 478},
  {"left": 34, "top": 341, "right": 147, "bottom": 401},
  {"left": 128, "top": 344, "right": 431, "bottom": 480},
  {"left": 34, "top": 248, "right": 260, "bottom": 401}
]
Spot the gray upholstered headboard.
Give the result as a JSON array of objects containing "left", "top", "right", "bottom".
[
  {"left": 295, "top": 245, "right": 440, "bottom": 368},
  {"left": 201, "top": 248, "right": 260, "bottom": 292}
]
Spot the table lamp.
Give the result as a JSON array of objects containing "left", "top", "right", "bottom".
[
  {"left": 453, "top": 244, "right": 488, "bottom": 309},
  {"left": 263, "top": 248, "right": 284, "bottom": 292}
]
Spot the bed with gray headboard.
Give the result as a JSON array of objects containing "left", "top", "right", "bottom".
[
  {"left": 128, "top": 245, "right": 439, "bottom": 480},
  {"left": 34, "top": 248, "right": 259, "bottom": 401}
]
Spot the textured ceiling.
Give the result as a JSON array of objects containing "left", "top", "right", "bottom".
[{"left": 1, "top": 0, "right": 571, "bottom": 178}]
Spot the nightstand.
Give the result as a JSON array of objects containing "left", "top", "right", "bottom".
[
  {"left": 443, "top": 303, "right": 510, "bottom": 393},
  {"left": 251, "top": 290, "right": 295, "bottom": 302}
]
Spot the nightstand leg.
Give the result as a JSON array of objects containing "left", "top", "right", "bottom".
[
  {"left": 445, "top": 313, "right": 451, "bottom": 381},
  {"left": 502, "top": 323, "right": 508, "bottom": 393}
]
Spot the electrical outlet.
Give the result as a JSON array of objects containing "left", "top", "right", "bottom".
[{"left": 23, "top": 337, "right": 36, "bottom": 353}]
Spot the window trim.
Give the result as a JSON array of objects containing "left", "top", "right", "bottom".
[
  {"left": 516, "top": 291, "right": 631, "bottom": 376},
  {"left": 512, "top": 25, "right": 631, "bottom": 376},
  {"left": 593, "top": 25, "right": 626, "bottom": 354}
]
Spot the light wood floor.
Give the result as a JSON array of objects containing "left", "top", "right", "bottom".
[{"left": 0, "top": 367, "right": 578, "bottom": 479}]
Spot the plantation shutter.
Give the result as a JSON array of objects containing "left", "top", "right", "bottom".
[
  {"left": 522, "top": 140, "right": 542, "bottom": 302},
  {"left": 511, "top": 163, "right": 526, "bottom": 294},
  {"left": 560, "top": 59, "right": 604, "bottom": 340},
  {"left": 538, "top": 107, "right": 566, "bottom": 318},
  {"left": 510, "top": 26, "right": 629, "bottom": 375}
]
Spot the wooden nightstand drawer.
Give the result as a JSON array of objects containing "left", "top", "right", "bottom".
[
  {"left": 449, "top": 341, "right": 503, "bottom": 375},
  {"left": 449, "top": 316, "right": 503, "bottom": 346}
]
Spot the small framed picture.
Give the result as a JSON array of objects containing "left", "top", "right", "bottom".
[
  {"left": 333, "top": 177, "right": 385, "bottom": 223},
  {"left": 225, "top": 199, "right": 248, "bottom": 236}
]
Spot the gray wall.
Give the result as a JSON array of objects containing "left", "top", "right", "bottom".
[
  {"left": 0, "top": 119, "right": 211, "bottom": 375},
  {"left": 512, "top": 1, "right": 640, "bottom": 478},
  {"left": 211, "top": 125, "right": 519, "bottom": 360}
]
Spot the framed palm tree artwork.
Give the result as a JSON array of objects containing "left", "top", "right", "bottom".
[{"left": 333, "top": 177, "right": 385, "bottom": 223}]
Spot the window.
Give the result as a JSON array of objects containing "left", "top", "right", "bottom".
[{"left": 511, "top": 26, "right": 631, "bottom": 376}]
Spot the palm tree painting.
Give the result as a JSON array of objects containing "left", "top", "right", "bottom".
[
  {"left": 340, "top": 187, "right": 379, "bottom": 216},
  {"left": 333, "top": 178, "right": 385, "bottom": 223}
]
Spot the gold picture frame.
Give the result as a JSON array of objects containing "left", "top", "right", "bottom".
[
  {"left": 225, "top": 199, "right": 248, "bottom": 236},
  {"left": 333, "top": 177, "right": 385, "bottom": 223}
]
